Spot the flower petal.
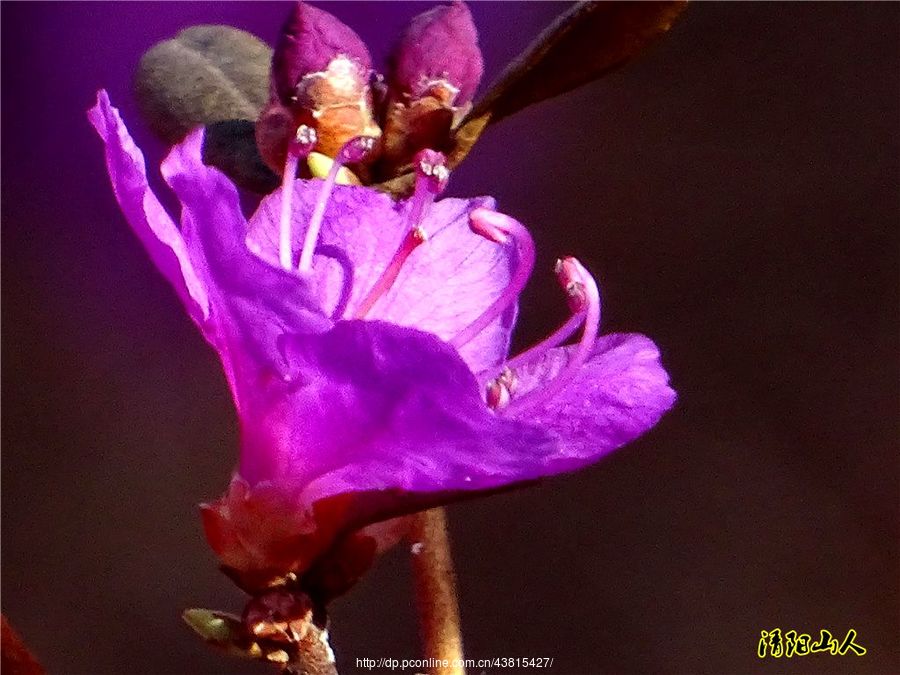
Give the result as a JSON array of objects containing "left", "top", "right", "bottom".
[
  {"left": 374, "top": 196, "right": 517, "bottom": 374},
  {"left": 208, "top": 318, "right": 560, "bottom": 590},
  {"left": 87, "top": 90, "right": 209, "bottom": 323},
  {"left": 507, "top": 333, "right": 676, "bottom": 467},
  {"left": 238, "top": 319, "right": 553, "bottom": 490},
  {"left": 208, "top": 324, "right": 673, "bottom": 591},
  {"left": 159, "top": 129, "right": 331, "bottom": 405},
  {"left": 246, "top": 184, "right": 515, "bottom": 371}
]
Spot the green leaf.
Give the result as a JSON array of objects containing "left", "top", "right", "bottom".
[
  {"left": 450, "top": 1, "right": 688, "bottom": 167},
  {"left": 202, "top": 120, "right": 279, "bottom": 194},
  {"left": 134, "top": 25, "right": 272, "bottom": 144}
]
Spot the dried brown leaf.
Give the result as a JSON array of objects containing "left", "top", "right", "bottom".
[{"left": 450, "top": 1, "right": 688, "bottom": 166}]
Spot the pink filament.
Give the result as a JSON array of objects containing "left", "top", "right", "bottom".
[
  {"left": 406, "top": 174, "right": 436, "bottom": 233},
  {"left": 298, "top": 136, "right": 375, "bottom": 274},
  {"left": 479, "top": 309, "right": 586, "bottom": 384},
  {"left": 278, "top": 152, "right": 300, "bottom": 270},
  {"left": 277, "top": 126, "right": 316, "bottom": 270},
  {"left": 353, "top": 149, "right": 447, "bottom": 318},
  {"left": 449, "top": 209, "right": 536, "bottom": 350},
  {"left": 353, "top": 228, "right": 427, "bottom": 318},
  {"left": 502, "top": 257, "right": 601, "bottom": 416}
]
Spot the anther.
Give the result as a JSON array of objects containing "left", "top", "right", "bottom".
[
  {"left": 555, "top": 257, "right": 588, "bottom": 313},
  {"left": 450, "top": 208, "right": 535, "bottom": 350},
  {"left": 278, "top": 124, "right": 317, "bottom": 270},
  {"left": 415, "top": 149, "right": 450, "bottom": 193},
  {"left": 405, "top": 149, "right": 449, "bottom": 232},
  {"left": 485, "top": 379, "right": 511, "bottom": 410},
  {"left": 485, "top": 367, "right": 517, "bottom": 410},
  {"left": 298, "top": 134, "right": 377, "bottom": 273},
  {"left": 294, "top": 124, "right": 317, "bottom": 149},
  {"left": 469, "top": 208, "right": 510, "bottom": 245},
  {"left": 339, "top": 135, "right": 377, "bottom": 164}
]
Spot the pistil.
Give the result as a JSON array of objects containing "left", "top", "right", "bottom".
[
  {"left": 450, "top": 208, "right": 536, "bottom": 350},
  {"left": 278, "top": 125, "right": 317, "bottom": 270},
  {"left": 297, "top": 135, "right": 376, "bottom": 274}
]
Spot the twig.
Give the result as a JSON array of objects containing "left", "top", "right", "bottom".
[{"left": 408, "top": 507, "right": 465, "bottom": 675}]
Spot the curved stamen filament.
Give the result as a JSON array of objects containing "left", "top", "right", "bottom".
[
  {"left": 298, "top": 135, "right": 376, "bottom": 274},
  {"left": 502, "top": 257, "right": 601, "bottom": 416},
  {"left": 278, "top": 125, "right": 317, "bottom": 270},
  {"left": 449, "top": 208, "right": 536, "bottom": 350},
  {"left": 353, "top": 150, "right": 448, "bottom": 318}
]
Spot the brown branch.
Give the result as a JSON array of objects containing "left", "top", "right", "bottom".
[{"left": 408, "top": 507, "right": 465, "bottom": 675}]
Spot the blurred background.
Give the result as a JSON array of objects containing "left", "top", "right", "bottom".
[{"left": 2, "top": 2, "right": 897, "bottom": 674}]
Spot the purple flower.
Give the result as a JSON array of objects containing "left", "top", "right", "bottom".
[{"left": 89, "top": 88, "right": 674, "bottom": 596}]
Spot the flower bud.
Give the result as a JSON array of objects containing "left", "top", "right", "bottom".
[
  {"left": 389, "top": 1, "right": 483, "bottom": 107},
  {"left": 272, "top": 2, "right": 371, "bottom": 105},
  {"left": 380, "top": 2, "right": 483, "bottom": 174},
  {"left": 261, "top": 2, "right": 380, "bottom": 169}
]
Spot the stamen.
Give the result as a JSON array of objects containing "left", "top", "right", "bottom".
[
  {"left": 502, "top": 257, "right": 601, "bottom": 416},
  {"left": 449, "top": 208, "right": 535, "bottom": 350},
  {"left": 478, "top": 257, "right": 592, "bottom": 386},
  {"left": 352, "top": 150, "right": 448, "bottom": 318},
  {"left": 297, "top": 134, "right": 376, "bottom": 273},
  {"left": 278, "top": 125, "right": 317, "bottom": 270}
]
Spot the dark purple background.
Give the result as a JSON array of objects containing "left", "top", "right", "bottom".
[{"left": 2, "top": 3, "right": 898, "bottom": 674}]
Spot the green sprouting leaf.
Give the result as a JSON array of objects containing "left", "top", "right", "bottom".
[
  {"left": 182, "top": 608, "right": 265, "bottom": 660},
  {"left": 134, "top": 25, "right": 272, "bottom": 144}
]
